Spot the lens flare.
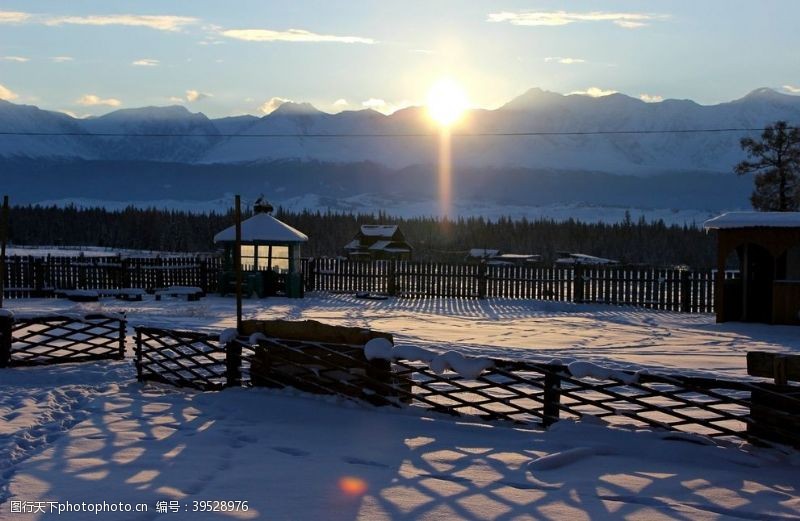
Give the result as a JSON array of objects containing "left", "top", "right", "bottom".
[{"left": 338, "top": 476, "right": 368, "bottom": 496}]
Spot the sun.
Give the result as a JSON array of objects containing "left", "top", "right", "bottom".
[{"left": 426, "top": 78, "right": 468, "bottom": 126}]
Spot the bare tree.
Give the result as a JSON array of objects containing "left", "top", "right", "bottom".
[{"left": 735, "top": 121, "right": 800, "bottom": 211}]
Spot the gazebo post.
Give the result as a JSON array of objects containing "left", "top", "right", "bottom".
[{"left": 234, "top": 195, "right": 243, "bottom": 331}]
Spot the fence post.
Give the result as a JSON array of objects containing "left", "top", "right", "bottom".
[
  {"left": 387, "top": 261, "right": 396, "bottom": 296},
  {"left": 134, "top": 329, "right": 143, "bottom": 381},
  {"left": 307, "top": 257, "right": 316, "bottom": 292},
  {"left": 680, "top": 270, "right": 691, "bottom": 313},
  {"left": 573, "top": 264, "right": 584, "bottom": 304},
  {"left": 117, "top": 315, "right": 126, "bottom": 359},
  {"left": 32, "top": 257, "right": 44, "bottom": 297},
  {"left": 0, "top": 312, "right": 12, "bottom": 368},
  {"left": 477, "top": 261, "right": 488, "bottom": 299},
  {"left": 542, "top": 370, "right": 562, "bottom": 427},
  {"left": 226, "top": 339, "right": 243, "bottom": 387}
]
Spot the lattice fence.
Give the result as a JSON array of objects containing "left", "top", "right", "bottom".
[
  {"left": 133, "top": 326, "right": 800, "bottom": 448},
  {"left": 0, "top": 313, "right": 125, "bottom": 367},
  {"left": 135, "top": 327, "right": 230, "bottom": 391}
]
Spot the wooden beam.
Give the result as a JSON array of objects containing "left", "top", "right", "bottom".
[
  {"left": 0, "top": 195, "right": 8, "bottom": 309},
  {"left": 747, "top": 351, "right": 800, "bottom": 384},
  {"left": 234, "top": 195, "right": 243, "bottom": 331}
]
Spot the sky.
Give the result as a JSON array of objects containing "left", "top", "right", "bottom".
[{"left": 0, "top": 0, "right": 799, "bottom": 118}]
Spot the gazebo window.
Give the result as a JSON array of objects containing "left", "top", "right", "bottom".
[
  {"left": 241, "top": 245, "right": 256, "bottom": 270},
  {"left": 270, "top": 245, "right": 290, "bottom": 272}
]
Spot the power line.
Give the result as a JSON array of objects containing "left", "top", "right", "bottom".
[{"left": 0, "top": 127, "right": 784, "bottom": 139}]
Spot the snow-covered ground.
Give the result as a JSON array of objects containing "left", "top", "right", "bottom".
[{"left": 2, "top": 294, "right": 799, "bottom": 520}]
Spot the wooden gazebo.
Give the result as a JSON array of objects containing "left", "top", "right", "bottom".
[
  {"left": 214, "top": 200, "right": 308, "bottom": 298},
  {"left": 705, "top": 212, "right": 800, "bottom": 325}
]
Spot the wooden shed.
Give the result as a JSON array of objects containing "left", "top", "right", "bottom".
[
  {"left": 705, "top": 212, "right": 800, "bottom": 325},
  {"left": 343, "top": 225, "right": 412, "bottom": 260},
  {"left": 214, "top": 200, "right": 308, "bottom": 298}
]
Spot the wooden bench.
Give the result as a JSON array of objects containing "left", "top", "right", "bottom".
[
  {"left": 155, "top": 286, "right": 205, "bottom": 302},
  {"left": 746, "top": 351, "right": 800, "bottom": 447}
]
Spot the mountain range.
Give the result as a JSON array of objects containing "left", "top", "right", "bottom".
[
  {"left": 0, "top": 87, "right": 797, "bottom": 222},
  {"left": 2, "top": 88, "right": 799, "bottom": 174}
]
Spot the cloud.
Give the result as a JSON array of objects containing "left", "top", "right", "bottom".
[
  {"left": 569, "top": 87, "right": 618, "bottom": 97},
  {"left": 0, "top": 83, "right": 18, "bottom": 100},
  {"left": 186, "top": 89, "right": 211, "bottom": 102},
  {"left": 544, "top": 56, "right": 585, "bottom": 64},
  {"left": 333, "top": 99, "right": 349, "bottom": 108},
  {"left": 132, "top": 58, "right": 159, "bottom": 67},
  {"left": 76, "top": 94, "right": 121, "bottom": 107},
  {"left": 51, "top": 56, "right": 73, "bottom": 62},
  {"left": 44, "top": 14, "right": 197, "bottom": 32},
  {"left": 0, "top": 10, "right": 30, "bottom": 23},
  {"left": 259, "top": 97, "right": 292, "bottom": 114},
  {"left": 782, "top": 85, "right": 800, "bottom": 94},
  {"left": 1, "top": 56, "right": 28, "bottom": 62},
  {"left": 639, "top": 93, "right": 664, "bottom": 103},
  {"left": 361, "top": 98, "right": 413, "bottom": 115},
  {"left": 220, "top": 28, "right": 374, "bottom": 44},
  {"left": 488, "top": 10, "right": 667, "bottom": 29}
]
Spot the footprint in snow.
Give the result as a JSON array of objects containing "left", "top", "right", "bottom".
[
  {"left": 271, "top": 447, "right": 310, "bottom": 457},
  {"left": 342, "top": 456, "right": 389, "bottom": 468}
]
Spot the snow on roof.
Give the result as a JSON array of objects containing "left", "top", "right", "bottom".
[
  {"left": 468, "top": 248, "right": 500, "bottom": 258},
  {"left": 367, "top": 240, "right": 411, "bottom": 252},
  {"left": 343, "top": 239, "right": 360, "bottom": 250},
  {"left": 555, "top": 253, "right": 618, "bottom": 265},
  {"left": 214, "top": 212, "right": 308, "bottom": 243},
  {"left": 703, "top": 211, "right": 800, "bottom": 230},
  {"left": 360, "top": 224, "right": 398, "bottom": 237}
]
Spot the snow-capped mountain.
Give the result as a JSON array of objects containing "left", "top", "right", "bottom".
[{"left": 1, "top": 88, "right": 799, "bottom": 174}]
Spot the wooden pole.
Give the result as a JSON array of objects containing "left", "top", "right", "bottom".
[
  {"left": 0, "top": 195, "right": 8, "bottom": 308},
  {"left": 234, "top": 195, "right": 243, "bottom": 331}
]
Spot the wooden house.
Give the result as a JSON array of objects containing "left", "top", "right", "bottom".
[{"left": 344, "top": 225, "right": 412, "bottom": 260}]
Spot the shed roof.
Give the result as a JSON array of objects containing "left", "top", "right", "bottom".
[
  {"left": 703, "top": 212, "right": 800, "bottom": 230},
  {"left": 360, "top": 225, "right": 398, "bottom": 237},
  {"left": 214, "top": 212, "right": 308, "bottom": 243}
]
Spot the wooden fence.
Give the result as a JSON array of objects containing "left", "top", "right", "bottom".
[
  {"left": 134, "top": 326, "right": 800, "bottom": 448},
  {"left": 306, "top": 259, "right": 727, "bottom": 313},
  {"left": 3, "top": 254, "right": 728, "bottom": 313},
  {"left": 0, "top": 312, "right": 126, "bottom": 367},
  {"left": 2, "top": 255, "right": 223, "bottom": 297}
]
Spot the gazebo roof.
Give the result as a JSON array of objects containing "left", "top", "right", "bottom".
[
  {"left": 214, "top": 212, "right": 308, "bottom": 243},
  {"left": 704, "top": 212, "right": 800, "bottom": 230}
]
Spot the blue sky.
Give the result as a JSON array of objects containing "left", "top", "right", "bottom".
[{"left": 0, "top": 0, "right": 798, "bottom": 118}]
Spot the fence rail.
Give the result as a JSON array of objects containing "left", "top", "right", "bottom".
[
  {"left": 0, "top": 312, "right": 125, "bottom": 367},
  {"left": 134, "top": 326, "right": 800, "bottom": 448},
  {"left": 4, "top": 254, "right": 728, "bottom": 313}
]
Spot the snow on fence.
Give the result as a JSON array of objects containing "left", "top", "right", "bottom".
[
  {"left": 0, "top": 312, "right": 126, "bottom": 367},
  {"left": 133, "top": 326, "right": 800, "bottom": 449},
  {"left": 2, "top": 254, "right": 223, "bottom": 297},
  {"left": 306, "top": 259, "right": 727, "bottom": 313}
]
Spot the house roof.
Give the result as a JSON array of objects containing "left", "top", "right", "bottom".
[
  {"left": 468, "top": 248, "right": 500, "bottom": 258},
  {"left": 360, "top": 225, "right": 398, "bottom": 237},
  {"left": 704, "top": 212, "right": 800, "bottom": 230},
  {"left": 214, "top": 212, "right": 308, "bottom": 243},
  {"left": 368, "top": 240, "right": 411, "bottom": 252}
]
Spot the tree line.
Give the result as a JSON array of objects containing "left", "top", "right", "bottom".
[{"left": 3, "top": 205, "right": 717, "bottom": 268}]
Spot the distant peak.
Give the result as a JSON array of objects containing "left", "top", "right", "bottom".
[
  {"left": 737, "top": 87, "right": 794, "bottom": 102},
  {"left": 270, "top": 101, "right": 322, "bottom": 116},
  {"left": 501, "top": 88, "right": 564, "bottom": 110}
]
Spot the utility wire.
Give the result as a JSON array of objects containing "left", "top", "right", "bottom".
[{"left": 0, "top": 127, "right": 786, "bottom": 138}]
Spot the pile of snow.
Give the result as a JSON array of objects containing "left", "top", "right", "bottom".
[{"left": 365, "top": 338, "right": 494, "bottom": 379}]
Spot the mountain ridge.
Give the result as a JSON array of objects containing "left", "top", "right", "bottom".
[{"left": 1, "top": 88, "right": 799, "bottom": 174}]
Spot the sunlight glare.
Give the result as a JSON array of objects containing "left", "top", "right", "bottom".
[{"left": 427, "top": 78, "right": 468, "bottom": 126}]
